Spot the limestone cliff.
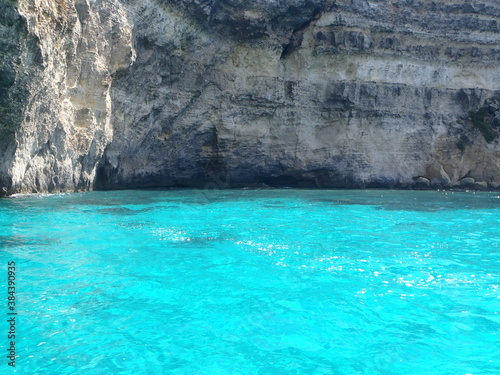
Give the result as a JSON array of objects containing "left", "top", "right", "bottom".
[{"left": 1, "top": 0, "right": 499, "bottom": 195}]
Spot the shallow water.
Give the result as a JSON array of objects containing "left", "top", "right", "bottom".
[{"left": 0, "top": 189, "right": 499, "bottom": 374}]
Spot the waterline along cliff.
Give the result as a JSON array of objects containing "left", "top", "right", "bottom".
[{"left": 1, "top": 0, "right": 499, "bottom": 195}]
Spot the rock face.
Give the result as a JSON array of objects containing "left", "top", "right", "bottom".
[{"left": 1, "top": 0, "right": 500, "bottom": 195}]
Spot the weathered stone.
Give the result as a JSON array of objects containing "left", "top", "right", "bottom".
[
  {"left": 473, "top": 181, "right": 488, "bottom": 190},
  {"left": 460, "top": 177, "right": 476, "bottom": 186},
  {"left": 489, "top": 181, "right": 500, "bottom": 189},
  {"left": 416, "top": 177, "right": 431, "bottom": 186},
  {"left": 430, "top": 178, "right": 442, "bottom": 187},
  {"left": 0, "top": 0, "right": 499, "bottom": 195}
]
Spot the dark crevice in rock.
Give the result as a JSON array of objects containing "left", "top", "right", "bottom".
[
  {"left": 280, "top": 7, "right": 323, "bottom": 60},
  {"left": 200, "top": 125, "right": 228, "bottom": 187},
  {"left": 94, "top": 153, "right": 118, "bottom": 191},
  {"left": 257, "top": 175, "right": 318, "bottom": 188}
]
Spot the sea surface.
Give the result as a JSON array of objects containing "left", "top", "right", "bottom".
[{"left": 0, "top": 189, "right": 499, "bottom": 375}]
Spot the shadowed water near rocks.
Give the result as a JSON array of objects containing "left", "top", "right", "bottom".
[
  {"left": 0, "top": 235, "right": 54, "bottom": 248},
  {"left": 4, "top": 188, "right": 500, "bottom": 213},
  {"left": 97, "top": 206, "right": 155, "bottom": 215},
  {"left": 309, "top": 191, "right": 500, "bottom": 212}
]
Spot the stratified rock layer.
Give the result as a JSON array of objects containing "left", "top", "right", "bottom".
[{"left": 1, "top": 0, "right": 500, "bottom": 195}]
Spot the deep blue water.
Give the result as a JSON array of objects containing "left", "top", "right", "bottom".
[{"left": 0, "top": 189, "right": 499, "bottom": 374}]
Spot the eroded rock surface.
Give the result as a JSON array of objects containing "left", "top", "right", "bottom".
[{"left": 1, "top": 0, "right": 500, "bottom": 195}]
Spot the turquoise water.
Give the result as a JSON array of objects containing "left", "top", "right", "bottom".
[{"left": 0, "top": 189, "right": 499, "bottom": 375}]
